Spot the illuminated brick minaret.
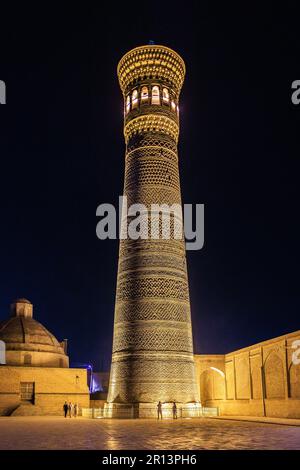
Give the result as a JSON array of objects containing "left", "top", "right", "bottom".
[{"left": 106, "top": 44, "right": 199, "bottom": 417}]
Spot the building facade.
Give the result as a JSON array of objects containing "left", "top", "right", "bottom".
[
  {"left": 106, "top": 45, "right": 199, "bottom": 416},
  {"left": 0, "top": 299, "right": 89, "bottom": 416},
  {"left": 194, "top": 330, "right": 300, "bottom": 418},
  {"left": 0, "top": 366, "right": 89, "bottom": 416}
]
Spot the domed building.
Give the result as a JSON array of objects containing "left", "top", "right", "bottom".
[
  {"left": 0, "top": 299, "right": 68, "bottom": 368},
  {"left": 0, "top": 299, "right": 89, "bottom": 416}
]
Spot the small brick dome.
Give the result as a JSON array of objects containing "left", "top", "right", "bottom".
[{"left": 0, "top": 299, "right": 68, "bottom": 367}]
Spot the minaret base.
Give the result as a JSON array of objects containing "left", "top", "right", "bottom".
[{"left": 104, "top": 401, "right": 202, "bottom": 419}]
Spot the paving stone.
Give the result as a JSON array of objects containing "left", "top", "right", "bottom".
[{"left": 0, "top": 416, "right": 299, "bottom": 450}]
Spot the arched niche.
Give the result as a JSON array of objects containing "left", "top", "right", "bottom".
[
  {"left": 200, "top": 367, "right": 225, "bottom": 405},
  {"left": 264, "top": 352, "right": 285, "bottom": 399}
]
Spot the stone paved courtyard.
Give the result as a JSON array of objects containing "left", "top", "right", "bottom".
[{"left": 0, "top": 416, "right": 299, "bottom": 450}]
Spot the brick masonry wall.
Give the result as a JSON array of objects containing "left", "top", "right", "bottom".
[
  {"left": 0, "top": 366, "right": 89, "bottom": 416},
  {"left": 194, "top": 330, "right": 300, "bottom": 418}
]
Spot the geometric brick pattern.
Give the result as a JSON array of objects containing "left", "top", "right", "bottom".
[
  {"left": 114, "top": 301, "right": 192, "bottom": 324},
  {"left": 112, "top": 326, "right": 194, "bottom": 353},
  {"left": 116, "top": 277, "right": 190, "bottom": 302}
]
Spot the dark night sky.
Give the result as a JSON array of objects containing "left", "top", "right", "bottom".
[{"left": 0, "top": 3, "right": 299, "bottom": 371}]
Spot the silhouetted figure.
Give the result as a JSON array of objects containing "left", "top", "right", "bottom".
[
  {"left": 172, "top": 402, "right": 177, "bottom": 419},
  {"left": 63, "top": 401, "right": 68, "bottom": 418},
  {"left": 157, "top": 401, "right": 162, "bottom": 420},
  {"left": 68, "top": 402, "right": 73, "bottom": 418},
  {"left": 73, "top": 403, "right": 78, "bottom": 418}
]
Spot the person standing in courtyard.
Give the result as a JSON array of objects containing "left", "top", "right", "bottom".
[
  {"left": 157, "top": 401, "right": 162, "bottom": 420},
  {"left": 73, "top": 403, "right": 78, "bottom": 418},
  {"left": 68, "top": 402, "right": 73, "bottom": 418},
  {"left": 172, "top": 402, "right": 177, "bottom": 419},
  {"left": 63, "top": 401, "right": 68, "bottom": 418}
]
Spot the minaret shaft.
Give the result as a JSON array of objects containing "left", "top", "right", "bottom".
[{"left": 107, "top": 45, "right": 199, "bottom": 410}]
